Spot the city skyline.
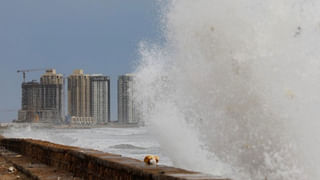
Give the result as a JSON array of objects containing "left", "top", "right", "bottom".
[
  {"left": 17, "top": 68, "right": 140, "bottom": 124},
  {"left": 0, "top": 0, "right": 163, "bottom": 122}
]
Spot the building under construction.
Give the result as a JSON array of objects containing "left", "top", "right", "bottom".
[
  {"left": 17, "top": 69, "right": 64, "bottom": 123},
  {"left": 17, "top": 81, "right": 41, "bottom": 122}
]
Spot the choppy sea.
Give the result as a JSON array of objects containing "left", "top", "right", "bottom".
[{"left": 1, "top": 124, "right": 172, "bottom": 166}]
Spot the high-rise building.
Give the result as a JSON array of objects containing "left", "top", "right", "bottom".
[
  {"left": 18, "top": 81, "right": 41, "bottom": 122},
  {"left": 17, "top": 69, "right": 64, "bottom": 123},
  {"left": 68, "top": 69, "right": 91, "bottom": 118},
  {"left": 90, "top": 75, "right": 110, "bottom": 124},
  {"left": 118, "top": 74, "right": 140, "bottom": 124},
  {"left": 39, "top": 69, "right": 64, "bottom": 123}
]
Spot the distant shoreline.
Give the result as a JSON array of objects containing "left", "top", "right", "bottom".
[{"left": 0, "top": 122, "right": 143, "bottom": 130}]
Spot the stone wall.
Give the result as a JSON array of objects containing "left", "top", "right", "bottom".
[{"left": 0, "top": 137, "right": 230, "bottom": 180}]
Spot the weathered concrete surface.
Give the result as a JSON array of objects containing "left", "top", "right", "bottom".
[
  {"left": 0, "top": 152, "right": 31, "bottom": 180},
  {"left": 0, "top": 147, "right": 81, "bottom": 180},
  {"left": 0, "top": 137, "right": 230, "bottom": 180}
]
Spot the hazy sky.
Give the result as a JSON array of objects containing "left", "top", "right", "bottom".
[{"left": 0, "top": 0, "right": 163, "bottom": 122}]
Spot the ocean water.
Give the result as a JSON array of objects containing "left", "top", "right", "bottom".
[{"left": 1, "top": 125, "right": 172, "bottom": 166}]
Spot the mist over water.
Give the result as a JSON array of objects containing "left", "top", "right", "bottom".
[{"left": 134, "top": 0, "right": 320, "bottom": 179}]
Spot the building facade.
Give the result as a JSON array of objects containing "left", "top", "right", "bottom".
[
  {"left": 18, "top": 81, "right": 41, "bottom": 122},
  {"left": 118, "top": 74, "right": 140, "bottom": 124},
  {"left": 90, "top": 75, "right": 110, "bottom": 124},
  {"left": 39, "top": 69, "right": 64, "bottom": 123},
  {"left": 68, "top": 69, "right": 91, "bottom": 118},
  {"left": 17, "top": 69, "right": 64, "bottom": 123}
]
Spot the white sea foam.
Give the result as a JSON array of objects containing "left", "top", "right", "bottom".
[
  {"left": 1, "top": 125, "right": 172, "bottom": 165},
  {"left": 134, "top": 0, "right": 320, "bottom": 179}
]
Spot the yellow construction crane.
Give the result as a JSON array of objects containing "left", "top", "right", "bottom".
[{"left": 17, "top": 68, "right": 48, "bottom": 82}]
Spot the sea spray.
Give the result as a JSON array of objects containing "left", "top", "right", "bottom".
[{"left": 134, "top": 0, "right": 320, "bottom": 179}]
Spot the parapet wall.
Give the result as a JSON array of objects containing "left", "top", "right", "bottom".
[{"left": 0, "top": 137, "right": 230, "bottom": 180}]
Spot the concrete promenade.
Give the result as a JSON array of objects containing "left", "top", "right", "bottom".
[{"left": 0, "top": 136, "right": 230, "bottom": 180}]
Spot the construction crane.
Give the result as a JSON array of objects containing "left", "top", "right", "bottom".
[{"left": 17, "top": 68, "right": 48, "bottom": 82}]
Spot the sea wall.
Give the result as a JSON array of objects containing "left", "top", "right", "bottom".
[{"left": 0, "top": 137, "right": 229, "bottom": 180}]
